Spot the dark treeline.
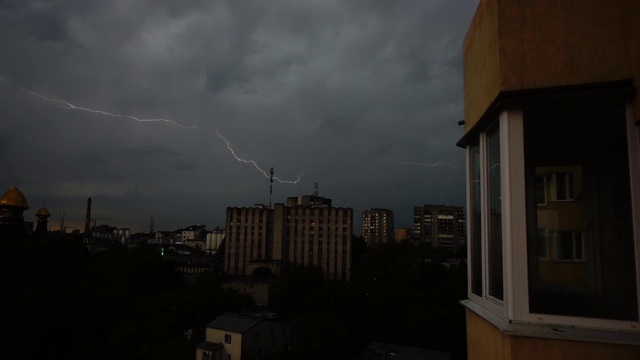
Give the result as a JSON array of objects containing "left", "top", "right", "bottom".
[
  {"left": 1, "top": 233, "right": 252, "bottom": 360},
  {"left": 2, "top": 233, "right": 467, "bottom": 360},
  {"left": 270, "top": 237, "right": 468, "bottom": 360}
]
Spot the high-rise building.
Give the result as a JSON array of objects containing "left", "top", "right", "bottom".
[
  {"left": 412, "top": 204, "right": 465, "bottom": 248},
  {"left": 225, "top": 193, "right": 353, "bottom": 280},
  {"left": 361, "top": 208, "right": 394, "bottom": 244}
]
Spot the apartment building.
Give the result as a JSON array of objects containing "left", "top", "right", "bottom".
[
  {"left": 412, "top": 204, "right": 466, "bottom": 249},
  {"left": 361, "top": 208, "right": 394, "bottom": 244},
  {"left": 459, "top": 0, "right": 640, "bottom": 358}
]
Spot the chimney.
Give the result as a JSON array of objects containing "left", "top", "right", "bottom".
[{"left": 84, "top": 197, "right": 92, "bottom": 234}]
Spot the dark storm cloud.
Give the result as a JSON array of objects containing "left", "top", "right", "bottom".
[{"left": 0, "top": 0, "right": 478, "bottom": 232}]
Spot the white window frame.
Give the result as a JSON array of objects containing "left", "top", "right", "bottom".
[
  {"left": 466, "top": 114, "right": 510, "bottom": 318},
  {"left": 535, "top": 175, "right": 547, "bottom": 206},
  {"left": 506, "top": 104, "right": 640, "bottom": 331}
]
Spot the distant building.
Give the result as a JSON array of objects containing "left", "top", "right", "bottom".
[
  {"left": 196, "top": 313, "right": 294, "bottom": 360},
  {"left": 361, "top": 208, "right": 394, "bottom": 244},
  {"left": 225, "top": 191, "right": 353, "bottom": 280},
  {"left": 34, "top": 204, "right": 51, "bottom": 238},
  {"left": 206, "top": 227, "right": 225, "bottom": 253},
  {"left": 412, "top": 204, "right": 465, "bottom": 249},
  {"left": 181, "top": 224, "right": 206, "bottom": 249},
  {"left": 394, "top": 228, "right": 409, "bottom": 242}
]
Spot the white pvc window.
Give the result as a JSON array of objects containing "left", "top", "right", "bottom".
[{"left": 467, "top": 119, "right": 506, "bottom": 315}]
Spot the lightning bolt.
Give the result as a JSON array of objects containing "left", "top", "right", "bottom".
[
  {"left": 0, "top": 77, "right": 196, "bottom": 129},
  {"left": 383, "top": 157, "right": 456, "bottom": 169},
  {"left": 216, "top": 130, "right": 303, "bottom": 184}
]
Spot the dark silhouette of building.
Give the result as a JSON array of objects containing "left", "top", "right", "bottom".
[
  {"left": 34, "top": 203, "right": 51, "bottom": 237},
  {"left": 0, "top": 185, "right": 30, "bottom": 239}
]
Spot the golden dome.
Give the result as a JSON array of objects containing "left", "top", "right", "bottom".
[
  {"left": 0, "top": 186, "right": 29, "bottom": 209},
  {"left": 36, "top": 206, "right": 50, "bottom": 217}
]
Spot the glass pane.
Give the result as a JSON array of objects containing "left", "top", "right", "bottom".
[
  {"left": 525, "top": 100, "right": 638, "bottom": 321},
  {"left": 487, "top": 123, "right": 503, "bottom": 301},
  {"left": 470, "top": 144, "right": 482, "bottom": 296}
]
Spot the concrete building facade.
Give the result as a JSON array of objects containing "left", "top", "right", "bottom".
[
  {"left": 361, "top": 208, "right": 394, "bottom": 244},
  {"left": 412, "top": 204, "right": 466, "bottom": 249},
  {"left": 225, "top": 194, "right": 353, "bottom": 281}
]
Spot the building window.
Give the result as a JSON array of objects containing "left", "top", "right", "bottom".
[
  {"left": 524, "top": 100, "right": 638, "bottom": 321},
  {"left": 224, "top": 334, "right": 232, "bottom": 344},
  {"left": 552, "top": 172, "right": 575, "bottom": 201},
  {"left": 255, "top": 332, "right": 261, "bottom": 343},
  {"left": 468, "top": 120, "right": 504, "bottom": 305}
]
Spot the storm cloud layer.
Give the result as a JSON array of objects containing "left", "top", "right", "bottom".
[{"left": 0, "top": 0, "right": 477, "bottom": 233}]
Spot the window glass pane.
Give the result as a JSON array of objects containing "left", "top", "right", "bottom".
[
  {"left": 524, "top": 100, "right": 638, "bottom": 321},
  {"left": 470, "top": 144, "right": 482, "bottom": 296},
  {"left": 487, "top": 123, "right": 503, "bottom": 300}
]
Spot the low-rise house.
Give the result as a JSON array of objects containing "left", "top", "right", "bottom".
[{"left": 196, "top": 313, "right": 294, "bottom": 360}]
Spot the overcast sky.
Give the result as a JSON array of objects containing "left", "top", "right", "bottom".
[{"left": 0, "top": 0, "right": 478, "bottom": 234}]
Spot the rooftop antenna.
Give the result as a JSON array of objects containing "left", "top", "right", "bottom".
[
  {"left": 269, "top": 167, "right": 274, "bottom": 209},
  {"left": 59, "top": 211, "right": 65, "bottom": 232},
  {"left": 314, "top": 182, "right": 318, "bottom": 197}
]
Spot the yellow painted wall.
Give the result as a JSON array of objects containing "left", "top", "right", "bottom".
[
  {"left": 466, "top": 309, "right": 511, "bottom": 360},
  {"left": 466, "top": 309, "right": 640, "bottom": 360},
  {"left": 463, "top": 0, "right": 501, "bottom": 133},
  {"left": 463, "top": 0, "right": 639, "bottom": 131},
  {"left": 206, "top": 328, "right": 242, "bottom": 360}
]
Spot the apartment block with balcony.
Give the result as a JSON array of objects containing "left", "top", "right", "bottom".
[{"left": 459, "top": 0, "right": 640, "bottom": 358}]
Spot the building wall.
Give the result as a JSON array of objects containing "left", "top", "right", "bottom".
[
  {"left": 242, "top": 320, "right": 294, "bottom": 360},
  {"left": 225, "top": 207, "right": 271, "bottom": 276},
  {"left": 206, "top": 328, "right": 242, "bottom": 360},
  {"left": 463, "top": 0, "right": 640, "bottom": 131},
  {"left": 225, "top": 204, "right": 353, "bottom": 280},
  {"left": 466, "top": 309, "right": 640, "bottom": 360},
  {"left": 276, "top": 204, "right": 352, "bottom": 281}
]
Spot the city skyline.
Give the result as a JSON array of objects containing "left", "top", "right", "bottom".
[{"left": 0, "top": 1, "right": 478, "bottom": 233}]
